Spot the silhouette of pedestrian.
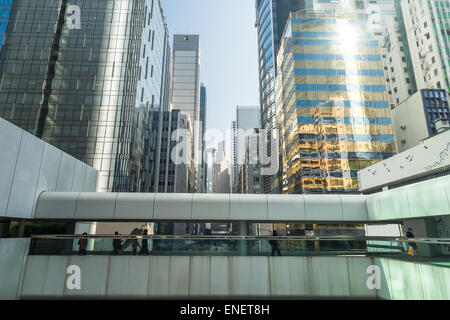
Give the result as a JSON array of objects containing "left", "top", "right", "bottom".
[
  {"left": 269, "top": 230, "right": 282, "bottom": 256},
  {"left": 78, "top": 232, "right": 88, "bottom": 256},
  {"left": 406, "top": 228, "right": 421, "bottom": 261},
  {"left": 140, "top": 229, "right": 149, "bottom": 255},
  {"left": 112, "top": 231, "right": 122, "bottom": 255},
  {"left": 132, "top": 238, "right": 141, "bottom": 255}
]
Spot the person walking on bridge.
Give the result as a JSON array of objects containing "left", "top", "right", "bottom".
[
  {"left": 78, "top": 232, "right": 88, "bottom": 256},
  {"left": 270, "top": 230, "right": 282, "bottom": 256},
  {"left": 112, "top": 231, "right": 123, "bottom": 255},
  {"left": 406, "top": 228, "right": 421, "bottom": 261},
  {"left": 140, "top": 229, "right": 149, "bottom": 255}
]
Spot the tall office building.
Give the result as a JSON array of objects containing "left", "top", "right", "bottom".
[
  {"left": 276, "top": 12, "right": 397, "bottom": 194},
  {"left": 256, "top": 0, "right": 306, "bottom": 130},
  {"left": 200, "top": 84, "right": 207, "bottom": 143},
  {"left": 171, "top": 34, "right": 201, "bottom": 192},
  {"left": 236, "top": 106, "right": 260, "bottom": 161},
  {"left": 0, "top": 0, "right": 171, "bottom": 192},
  {"left": 231, "top": 106, "right": 260, "bottom": 192},
  {"left": 382, "top": 10, "right": 416, "bottom": 108},
  {"left": 197, "top": 83, "right": 207, "bottom": 193},
  {"left": 231, "top": 120, "right": 237, "bottom": 191},
  {"left": 129, "top": 107, "right": 188, "bottom": 193},
  {"left": 305, "top": 1, "right": 403, "bottom": 109},
  {"left": 146, "top": 109, "right": 188, "bottom": 193},
  {"left": 255, "top": 0, "right": 306, "bottom": 194},
  {"left": 255, "top": 1, "right": 399, "bottom": 193},
  {"left": 304, "top": 1, "right": 404, "bottom": 109},
  {"left": 237, "top": 128, "right": 262, "bottom": 194},
  {"left": 0, "top": 0, "right": 12, "bottom": 51},
  {"left": 211, "top": 141, "right": 231, "bottom": 194},
  {"left": 400, "top": 0, "right": 450, "bottom": 92}
]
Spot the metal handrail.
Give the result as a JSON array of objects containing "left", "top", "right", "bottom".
[{"left": 29, "top": 234, "right": 450, "bottom": 245}]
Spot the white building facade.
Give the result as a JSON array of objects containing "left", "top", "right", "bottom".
[{"left": 400, "top": 0, "right": 450, "bottom": 92}]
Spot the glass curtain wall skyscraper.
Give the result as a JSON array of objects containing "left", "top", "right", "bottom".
[
  {"left": 171, "top": 34, "right": 201, "bottom": 193},
  {"left": 255, "top": 0, "right": 307, "bottom": 194},
  {"left": 132, "top": 0, "right": 171, "bottom": 192},
  {"left": 276, "top": 12, "right": 397, "bottom": 194},
  {"left": 0, "top": 0, "right": 171, "bottom": 192},
  {"left": 0, "top": 0, "right": 12, "bottom": 51}
]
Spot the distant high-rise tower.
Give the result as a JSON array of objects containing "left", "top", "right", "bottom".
[
  {"left": 231, "top": 120, "right": 237, "bottom": 190},
  {"left": 171, "top": 34, "right": 201, "bottom": 192},
  {"left": 198, "top": 83, "right": 207, "bottom": 193},
  {"left": 231, "top": 106, "right": 260, "bottom": 192},
  {"left": 212, "top": 141, "right": 230, "bottom": 194}
]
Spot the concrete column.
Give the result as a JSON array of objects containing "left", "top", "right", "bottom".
[
  {"left": 239, "top": 221, "right": 248, "bottom": 256},
  {"left": 73, "top": 222, "right": 97, "bottom": 252}
]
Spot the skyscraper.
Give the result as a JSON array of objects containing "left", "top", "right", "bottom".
[
  {"left": 382, "top": 11, "right": 416, "bottom": 108},
  {"left": 237, "top": 128, "right": 262, "bottom": 194},
  {"left": 276, "top": 12, "right": 397, "bottom": 194},
  {"left": 197, "top": 83, "right": 207, "bottom": 193},
  {"left": 0, "top": 0, "right": 171, "bottom": 192},
  {"left": 255, "top": 0, "right": 399, "bottom": 193},
  {"left": 171, "top": 34, "right": 201, "bottom": 192},
  {"left": 255, "top": 0, "right": 306, "bottom": 129},
  {"left": 255, "top": 0, "right": 307, "bottom": 193},
  {"left": 145, "top": 109, "right": 188, "bottom": 193},
  {"left": 0, "top": 0, "right": 12, "bottom": 51},
  {"left": 231, "top": 106, "right": 260, "bottom": 192},
  {"left": 231, "top": 120, "right": 237, "bottom": 190},
  {"left": 303, "top": 1, "right": 404, "bottom": 109},
  {"left": 399, "top": 0, "right": 450, "bottom": 92},
  {"left": 211, "top": 141, "right": 231, "bottom": 194}
]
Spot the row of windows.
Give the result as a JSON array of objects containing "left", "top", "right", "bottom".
[
  {"left": 294, "top": 68, "right": 384, "bottom": 77},
  {"left": 291, "top": 151, "right": 395, "bottom": 160},
  {"left": 293, "top": 53, "right": 381, "bottom": 62},
  {"left": 298, "top": 133, "right": 395, "bottom": 143},
  {"left": 295, "top": 99, "right": 389, "bottom": 109},
  {"left": 295, "top": 84, "right": 386, "bottom": 93},
  {"left": 297, "top": 116, "right": 392, "bottom": 125}
]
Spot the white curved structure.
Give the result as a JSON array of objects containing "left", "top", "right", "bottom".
[
  {"left": 0, "top": 117, "right": 97, "bottom": 219},
  {"left": 35, "top": 192, "right": 369, "bottom": 222}
]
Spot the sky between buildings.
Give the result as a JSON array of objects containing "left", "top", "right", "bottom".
[{"left": 163, "top": 0, "right": 260, "bottom": 143}]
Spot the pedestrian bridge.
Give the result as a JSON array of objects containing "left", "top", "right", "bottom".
[
  {"left": 1, "top": 174, "right": 450, "bottom": 300},
  {"left": 33, "top": 174, "right": 450, "bottom": 223}
]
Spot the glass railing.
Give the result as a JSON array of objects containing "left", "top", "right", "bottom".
[{"left": 27, "top": 235, "right": 450, "bottom": 265}]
